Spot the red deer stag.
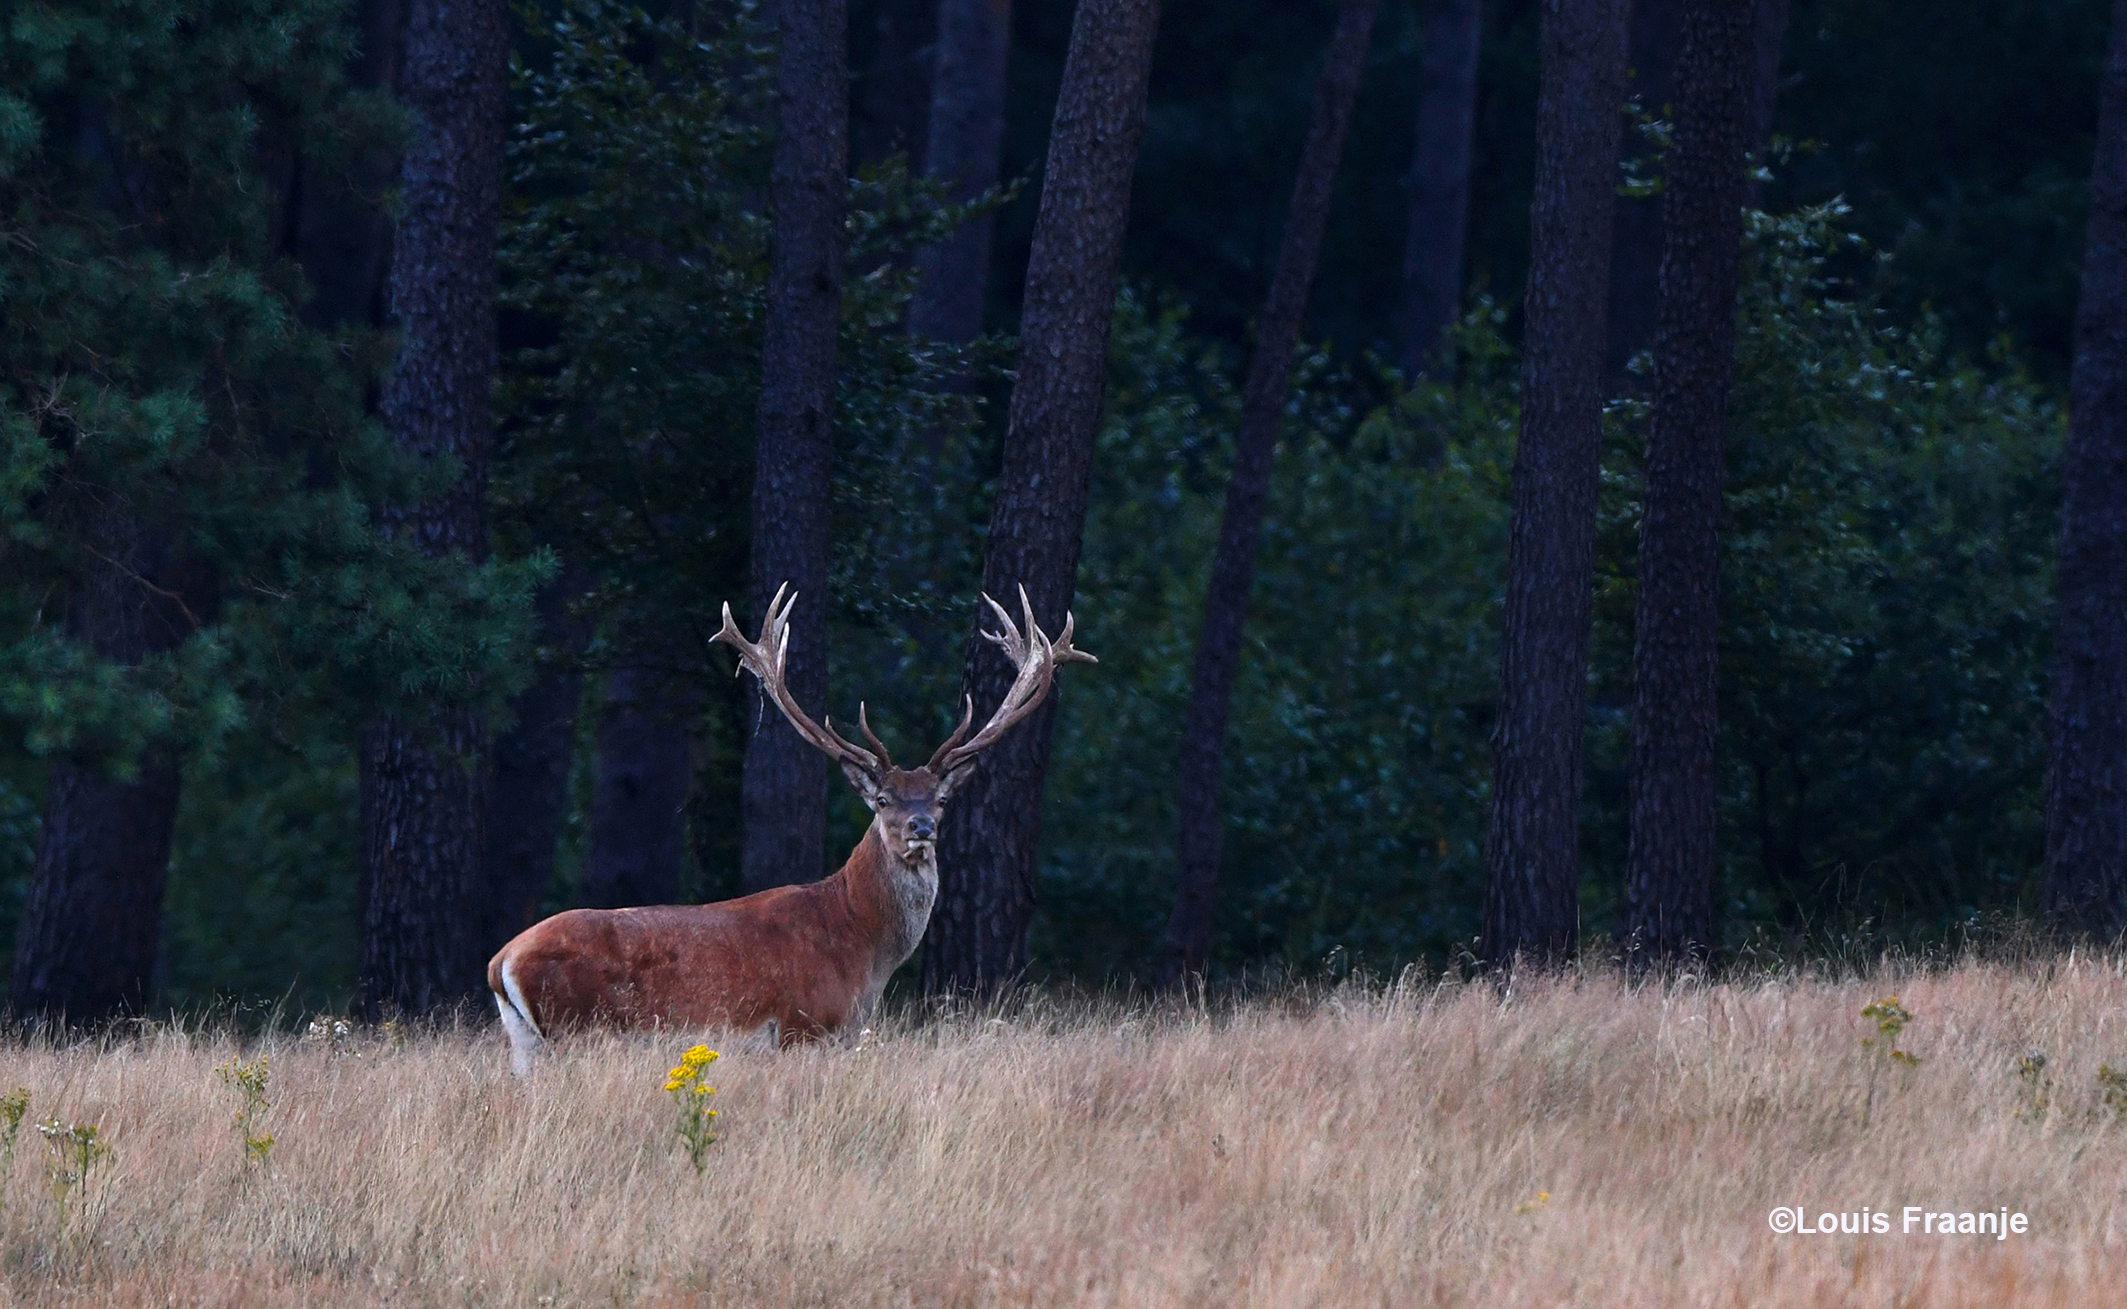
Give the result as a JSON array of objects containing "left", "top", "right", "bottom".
[{"left": 487, "top": 584, "right": 1094, "bottom": 1072}]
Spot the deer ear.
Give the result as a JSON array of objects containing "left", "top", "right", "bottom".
[
  {"left": 841, "top": 761, "right": 884, "bottom": 809},
  {"left": 935, "top": 758, "right": 978, "bottom": 803}
]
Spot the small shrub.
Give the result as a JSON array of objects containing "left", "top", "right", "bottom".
[
  {"left": 216, "top": 1054, "right": 274, "bottom": 1168},
  {"left": 0, "top": 1087, "right": 28, "bottom": 1211},
  {"left": 2016, "top": 1051, "right": 2051, "bottom": 1120},
  {"left": 1859, "top": 996, "right": 1920, "bottom": 1127},
  {"left": 2097, "top": 1063, "right": 2127, "bottom": 1117},
  {"left": 39, "top": 1119, "right": 111, "bottom": 1243},
  {"left": 664, "top": 1045, "right": 720, "bottom": 1173}
]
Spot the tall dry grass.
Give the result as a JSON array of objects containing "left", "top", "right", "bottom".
[{"left": 0, "top": 958, "right": 2122, "bottom": 1305}]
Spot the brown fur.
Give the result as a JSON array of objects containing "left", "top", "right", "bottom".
[
  {"left": 488, "top": 818, "right": 929, "bottom": 1048},
  {"left": 487, "top": 587, "right": 1091, "bottom": 1067}
]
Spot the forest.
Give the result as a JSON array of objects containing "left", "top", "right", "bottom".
[{"left": 1, "top": 0, "right": 2121, "bottom": 1021}]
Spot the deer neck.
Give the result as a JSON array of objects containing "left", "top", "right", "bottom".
[{"left": 838, "top": 819, "right": 938, "bottom": 983}]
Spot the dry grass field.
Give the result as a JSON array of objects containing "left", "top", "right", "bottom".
[{"left": 0, "top": 957, "right": 2123, "bottom": 1306}]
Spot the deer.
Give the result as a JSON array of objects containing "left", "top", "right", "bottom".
[{"left": 487, "top": 583, "right": 1095, "bottom": 1073}]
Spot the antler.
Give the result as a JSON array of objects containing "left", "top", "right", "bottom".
[
  {"left": 713, "top": 584, "right": 883, "bottom": 775},
  {"left": 928, "top": 586, "right": 1098, "bottom": 773}
]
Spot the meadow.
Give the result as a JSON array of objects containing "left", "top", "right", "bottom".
[{"left": 0, "top": 958, "right": 2122, "bottom": 1306}]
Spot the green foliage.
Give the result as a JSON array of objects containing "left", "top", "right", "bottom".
[
  {"left": 38, "top": 1117, "right": 110, "bottom": 1243},
  {"left": 0, "top": 1087, "right": 29, "bottom": 1215},
  {"left": 1591, "top": 201, "right": 2060, "bottom": 954},
  {"left": 216, "top": 1054, "right": 274, "bottom": 1167},
  {"left": 0, "top": 0, "right": 2080, "bottom": 1004},
  {"left": 499, "top": 0, "right": 999, "bottom": 643},
  {"left": 1036, "top": 295, "right": 1516, "bottom": 977},
  {"left": 0, "top": 0, "right": 548, "bottom": 1002},
  {"left": 2017, "top": 1050, "right": 2051, "bottom": 1120},
  {"left": 1040, "top": 198, "right": 2058, "bottom": 979},
  {"left": 2098, "top": 1063, "right": 2127, "bottom": 1117},
  {"left": 1771, "top": 0, "right": 2110, "bottom": 376},
  {"left": 161, "top": 734, "right": 359, "bottom": 1014},
  {"left": 0, "top": 0, "right": 544, "bottom": 777},
  {"left": 497, "top": 0, "right": 1007, "bottom": 891}
]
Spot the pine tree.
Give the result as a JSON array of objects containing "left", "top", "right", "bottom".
[
  {"left": 922, "top": 0, "right": 1164, "bottom": 994},
  {"left": 1162, "top": 0, "right": 1379, "bottom": 983},
  {"left": 1479, "top": 0, "right": 1632, "bottom": 968},
  {"left": 909, "top": 0, "right": 1015, "bottom": 345},
  {"left": 1623, "top": 0, "right": 1756, "bottom": 964},
  {"left": 0, "top": 0, "right": 537, "bottom": 1023},
  {"left": 1399, "top": 0, "right": 1483, "bottom": 378},
  {"left": 356, "top": 0, "right": 515, "bottom": 1018},
  {"left": 2045, "top": 0, "right": 2127, "bottom": 938},
  {"left": 741, "top": 0, "right": 851, "bottom": 893}
]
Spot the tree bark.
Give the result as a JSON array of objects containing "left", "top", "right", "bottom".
[
  {"left": 1161, "top": 0, "right": 1379, "bottom": 984},
  {"left": 741, "top": 0, "right": 848, "bottom": 894},
  {"left": 581, "top": 668, "right": 692, "bottom": 908},
  {"left": 10, "top": 522, "right": 206, "bottom": 1024},
  {"left": 855, "top": 0, "right": 934, "bottom": 168},
  {"left": 1398, "top": 0, "right": 1482, "bottom": 379},
  {"left": 908, "top": 0, "right": 1014, "bottom": 345},
  {"left": 2045, "top": 0, "right": 2127, "bottom": 939},
  {"left": 357, "top": 0, "right": 509, "bottom": 1019},
  {"left": 1604, "top": 0, "right": 1682, "bottom": 385},
  {"left": 1622, "top": 0, "right": 1754, "bottom": 965},
  {"left": 921, "top": 0, "right": 1162, "bottom": 994},
  {"left": 1477, "top": 0, "right": 1630, "bottom": 969},
  {"left": 1747, "top": 0, "right": 1789, "bottom": 158},
  {"left": 480, "top": 566, "right": 591, "bottom": 953},
  {"left": 289, "top": 0, "right": 406, "bottom": 329}
]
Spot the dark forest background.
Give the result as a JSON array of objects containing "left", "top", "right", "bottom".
[{"left": 0, "top": 0, "right": 2107, "bottom": 1012}]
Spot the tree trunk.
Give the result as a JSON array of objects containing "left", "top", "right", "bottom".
[
  {"left": 908, "top": 0, "right": 1014, "bottom": 345},
  {"left": 581, "top": 668, "right": 692, "bottom": 908},
  {"left": 289, "top": 0, "right": 406, "bottom": 329},
  {"left": 1398, "top": 0, "right": 1482, "bottom": 379},
  {"left": 1604, "top": 0, "right": 1682, "bottom": 385},
  {"left": 357, "top": 0, "right": 510, "bottom": 1019},
  {"left": 1747, "top": 0, "right": 1789, "bottom": 157},
  {"left": 855, "top": 0, "right": 934, "bottom": 167},
  {"left": 922, "top": 0, "right": 1162, "bottom": 994},
  {"left": 13, "top": 761, "right": 180, "bottom": 1022},
  {"left": 1161, "top": 0, "right": 1379, "bottom": 984},
  {"left": 741, "top": 0, "right": 848, "bottom": 894},
  {"left": 2045, "top": 0, "right": 2127, "bottom": 939},
  {"left": 480, "top": 566, "right": 591, "bottom": 953},
  {"left": 1477, "top": 0, "right": 1630, "bottom": 969},
  {"left": 1622, "top": 0, "right": 1754, "bottom": 965},
  {"left": 10, "top": 523, "right": 206, "bottom": 1024}
]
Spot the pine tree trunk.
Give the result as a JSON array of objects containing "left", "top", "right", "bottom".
[
  {"left": 480, "top": 567, "right": 591, "bottom": 953},
  {"left": 357, "top": 0, "right": 509, "bottom": 1019},
  {"left": 1477, "top": 0, "right": 1630, "bottom": 969},
  {"left": 1747, "top": 0, "right": 1789, "bottom": 155},
  {"left": 13, "top": 761, "right": 180, "bottom": 1022},
  {"left": 2044, "top": 0, "right": 2127, "bottom": 938},
  {"left": 1398, "top": 0, "right": 1481, "bottom": 379},
  {"left": 581, "top": 669, "right": 692, "bottom": 908},
  {"left": 1622, "top": 0, "right": 1754, "bottom": 965},
  {"left": 289, "top": 0, "right": 405, "bottom": 329},
  {"left": 741, "top": 0, "right": 848, "bottom": 894},
  {"left": 1604, "top": 0, "right": 1681, "bottom": 385},
  {"left": 1161, "top": 0, "right": 1378, "bottom": 984},
  {"left": 855, "top": 0, "right": 934, "bottom": 167},
  {"left": 908, "top": 0, "right": 1014, "bottom": 344},
  {"left": 922, "top": 0, "right": 1162, "bottom": 994},
  {"left": 10, "top": 523, "right": 206, "bottom": 1023}
]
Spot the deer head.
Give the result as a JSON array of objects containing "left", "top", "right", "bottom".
[{"left": 712, "top": 584, "right": 1097, "bottom": 867}]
